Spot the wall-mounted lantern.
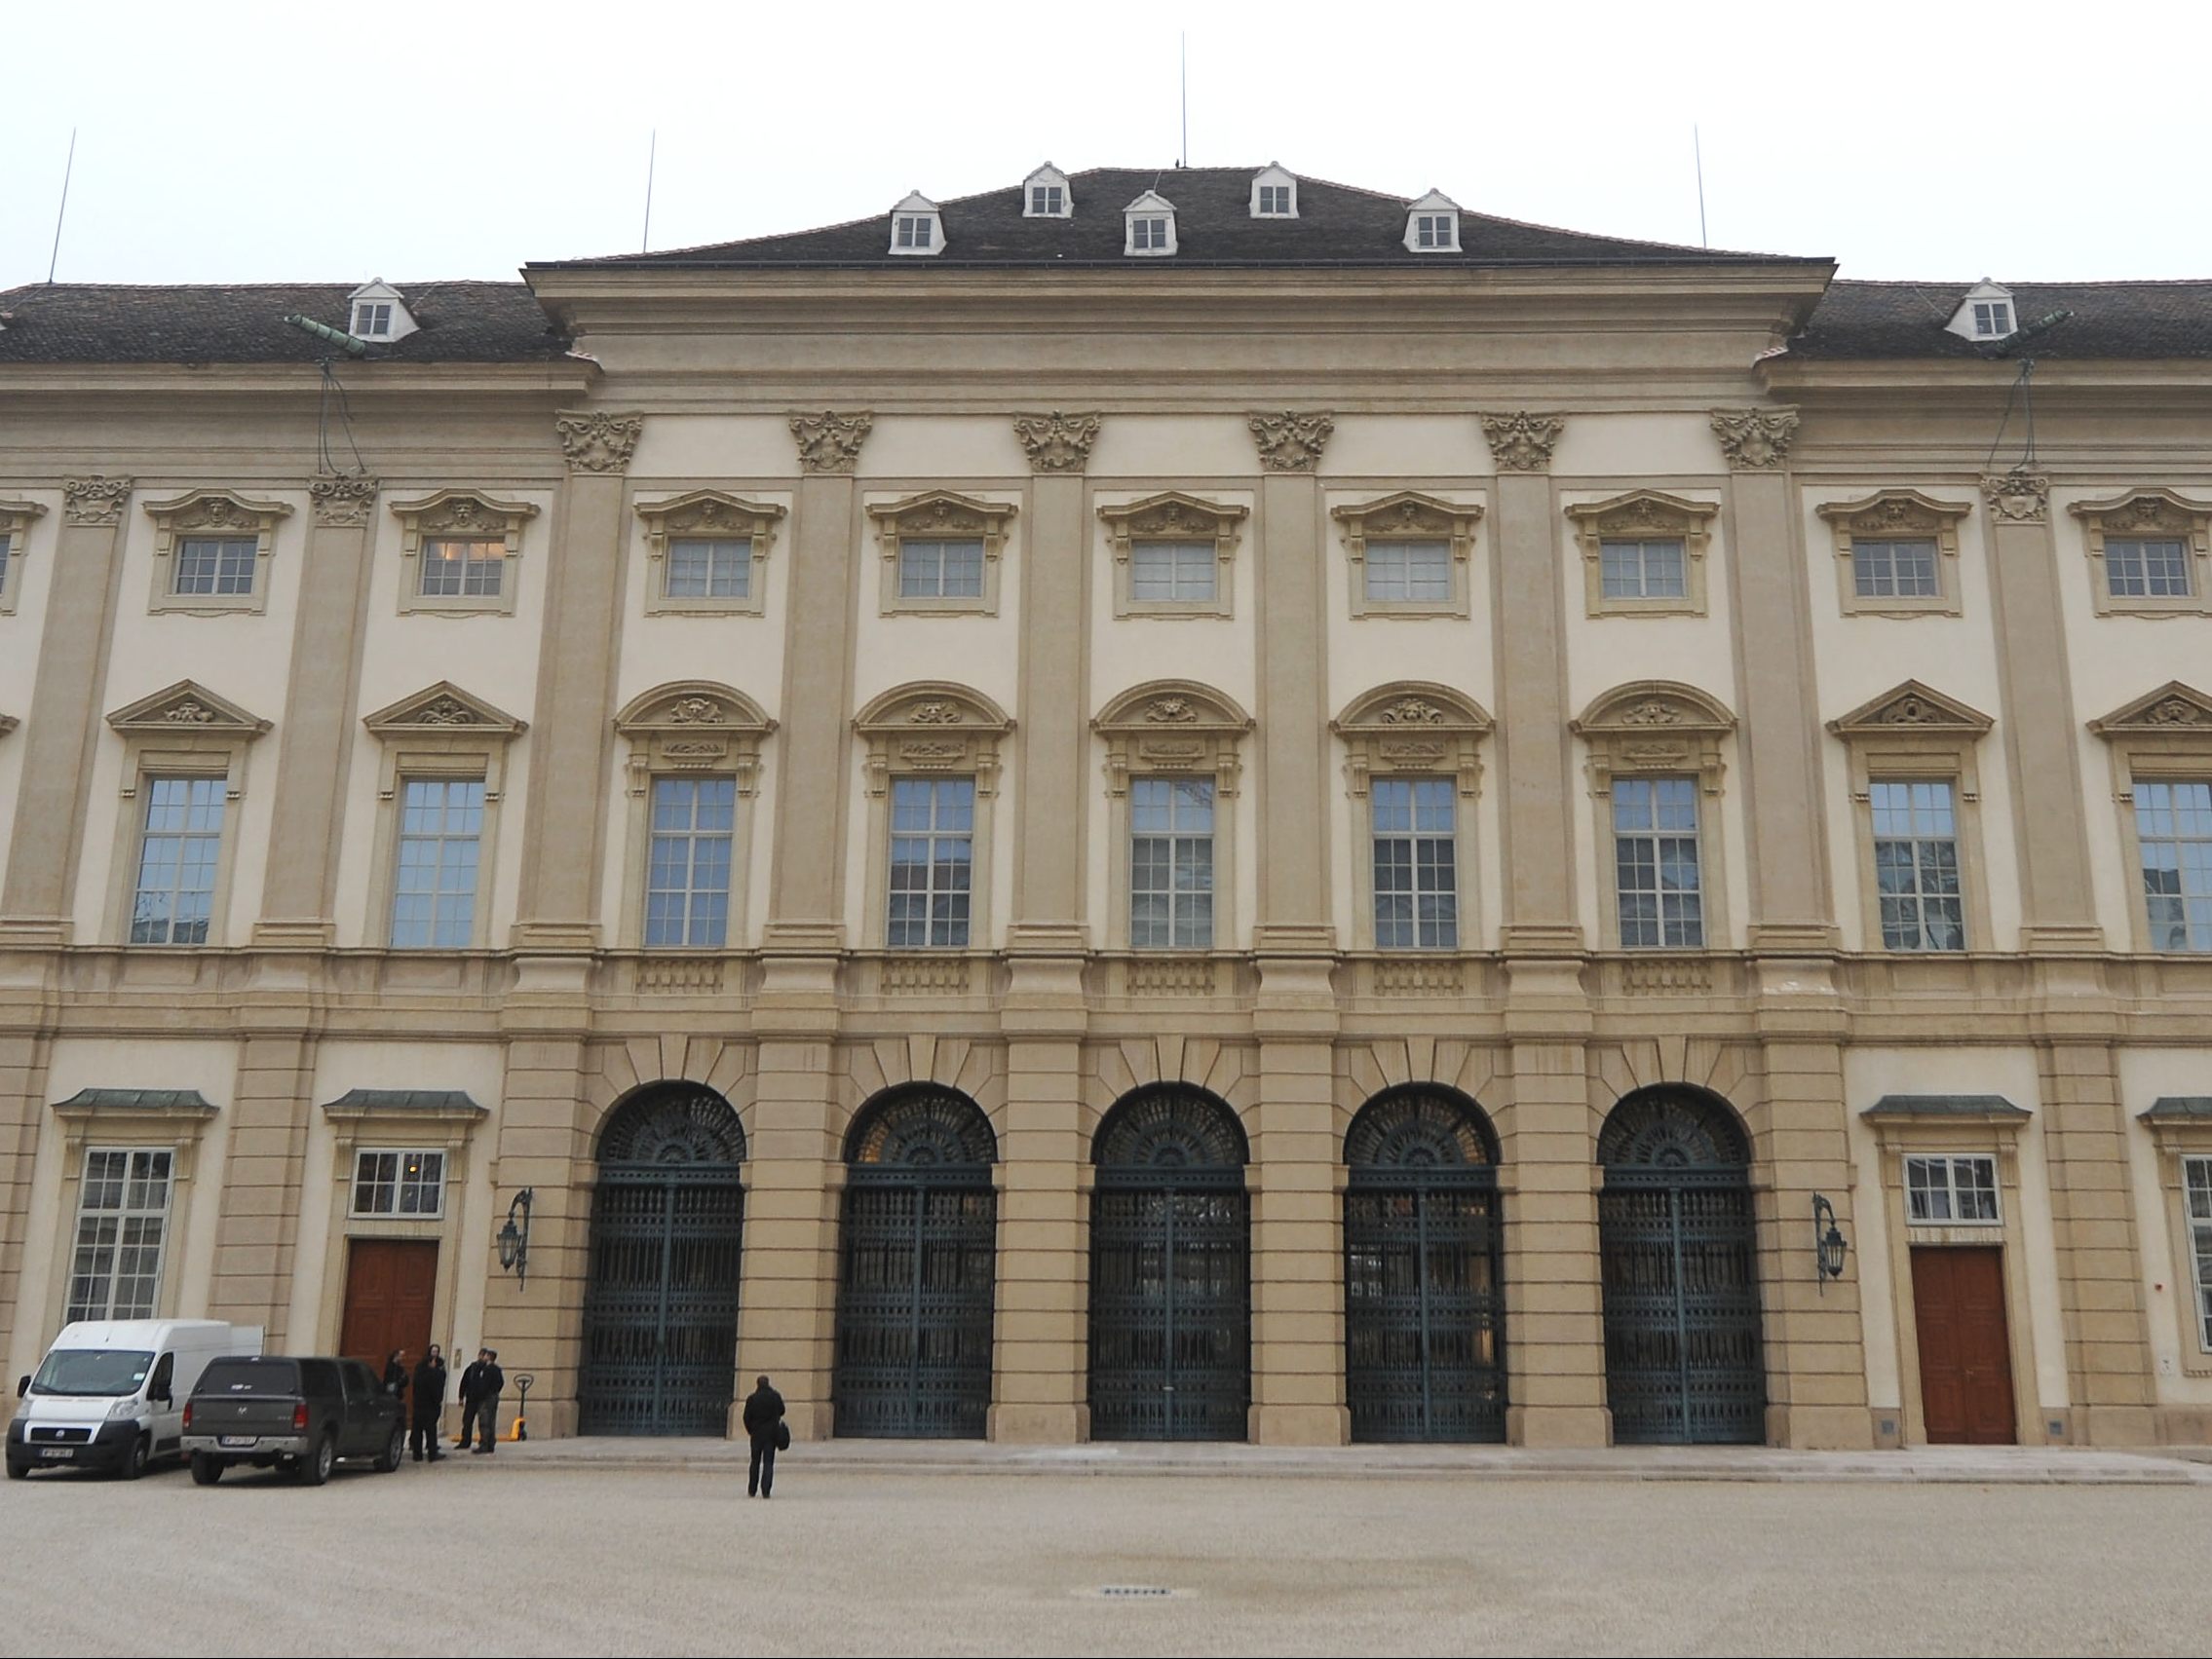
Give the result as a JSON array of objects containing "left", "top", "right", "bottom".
[
  {"left": 496, "top": 1188, "right": 534, "bottom": 1288},
  {"left": 1812, "top": 1193, "right": 1848, "bottom": 1291}
]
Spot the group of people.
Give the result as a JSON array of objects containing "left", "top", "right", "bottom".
[{"left": 377, "top": 1344, "right": 508, "bottom": 1458}]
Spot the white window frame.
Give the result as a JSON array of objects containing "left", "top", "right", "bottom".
[
  {"left": 1031, "top": 184, "right": 1064, "bottom": 216},
  {"left": 2185, "top": 1153, "right": 2212, "bottom": 1353},
  {"left": 1022, "top": 164, "right": 1073, "bottom": 218},
  {"left": 128, "top": 775, "right": 229, "bottom": 947},
  {"left": 1903, "top": 1152, "right": 2002, "bottom": 1225},
  {"left": 352, "top": 300, "right": 394, "bottom": 338},
  {"left": 66, "top": 1147, "right": 175, "bottom": 1323},
  {"left": 644, "top": 775, "right": 739, "bottom": 949},
  {"left": 895, "top": 214, "right": 934, "bottom": 250},
  {"left": 887, "top": 775, "right": 976, "bottom": 950},
  {"left": 349, "top": 1148, "right": 448, "bottom": 1219},
  {"left": 1370, "top": 778, "right": 1459, "bottom": 951},
  {"left": 1129, "top": 775, "right": 1216, "bottom": 950},
  {"left": 1124, "top": 192, "right": 1179, "bottom": 257},
  {"left": 0, "top": 498, "right": 44, "bottom": 615},
  {"left": 2131, "top": 777, "right": 2212, "bottom": 954},
  {"left": 1131, "top": 216, "right": 1169, "bottom": 251},
  {"left": 1869, "top": 778, "right": 1967, "bottom": 953},
  {"left": 1403, "top": 193, "right": 1464, "bottom": 253},
  {"left": 1611, "top": 774, "right": 1706, "bottom": 950},
  {"left": 1972, "top": 300, "right": 2012, "bottom": 338},
  {"left": 1250, "top": 166, "right": 1298, "bottom": 218},
  {"left": 856, "top": 683, "right": 1011, "bottom": 953},
  {"left": 389, "top": 774, "right": 487, "bottom": 950}
]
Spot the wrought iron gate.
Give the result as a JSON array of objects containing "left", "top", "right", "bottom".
[
  {"left": 1088, "top": 1087, "right": 1250, "bottom": 1442},
  {"left": 1344, "top": 1089, "right": 1506, "bottom": 1443},
  {"left": 1598, "top": 1091, "right": 1765, "bottom": 1446},
  {"left": 578, "top": 1085, "right": 746, "bottom": 1437},
  {"left": 834, "top": 1085, "right": 999, "bottom": 1439}
]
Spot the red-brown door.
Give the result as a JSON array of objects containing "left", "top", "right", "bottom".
[
  {"left": 338, "top": 1240, "right": 439, "bottom": 1373},
  {"left": 1911, "top": 1245, "right": 2016, "bottom": 1445}
]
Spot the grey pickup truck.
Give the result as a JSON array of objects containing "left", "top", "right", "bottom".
[{"left": 181, "top": 1355, "right": 405, "bottom": 1486}]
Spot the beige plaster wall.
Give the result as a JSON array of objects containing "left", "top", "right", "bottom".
[
  {"left": 0, "top": 491, "right": 64, "bottom": 882},
  {"left": 1551, "top": 413, "right": 1725, "bottom": 478},
  {"left": 2117, "top": 1048, "right": 2212, "bottom": 1408},
  {"left": 1321, "top": 415, "right": 1490, "bottom": 479}
]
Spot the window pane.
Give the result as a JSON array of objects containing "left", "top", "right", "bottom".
[
  {"left": 173, "top": 537, "right": 258, "bottom": 597},
  {"left": 391, "top": 777, "right": 484, "bottom": 948},
  {"left": 1614, "top": 776, "right": 1701, "bottom": 948},
  {"left": 2134, "top": 779, "right": 2212, "bottom": 952},
  {"left": 1599, "top": 539, "right": 1686, "bottom": 600},
  {"left": 1871, "top": 778, "right": 1965, "bottom": 951},
  {"left": 1372, "top": 779, "right": 1458, "bottom": 950},
  {"left": 1365, "top": 540, "right": 1451, "bottom": 603},
  {"left": 1853, "top": 539, "right": 1939, "bottom": 599},
  {"left": 67, "top": 1148, "right": 172, "bottom": 1322},
  {"left": 1131, "top": 541, "right": 1215, "bottom": 603},
  {"left": 131, "top": 776, "right": 227, "bottom": 946},
  {"left": 1131, "top": 777, "right": 1213, "bottom": 948},
  {"left": 666, "top": 537, "right": 751, "bottom": 599},
  {"left": 646, "top": 776, "right": 737, "bottom": 948},
  {"left": 420, "top": 538, "right": 504, "bottom": 598},
  {"left": 886, "top": 777, "right": 975, "bottom": 948}
]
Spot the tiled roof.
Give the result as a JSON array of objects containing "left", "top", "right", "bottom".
[
  {"left": 322, "top": 1089, "right": 487, "bottom": 1116},
  {"left": 1863, "top": 1094, "right": 2030, "bottom": 1118},
  {"left": 2142, "top": 1097, "right": 2212, "bottom": 1121},
  {"left": 1788, "top": 280, "right": 2212, "bottom": 361},
  {"left": 0, "top": 281, "right": 570, "bottom": 365},
  {"left": 553, "top": 166, "right": 1811, "bottom": 271},
  {"left": 51, "top": 1089, "right": 217, "bottom": 1115}
]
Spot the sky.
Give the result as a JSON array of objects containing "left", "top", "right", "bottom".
[{"left": 3, "top": 0, "right": 2208, "bottom": 291}]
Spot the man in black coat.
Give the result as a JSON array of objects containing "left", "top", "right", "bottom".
[
  {"left": 456, "top": 1350, "right": 490, "bottom": 1451},
  {"left": 410, "top": 1344, "right": 449, "bottom": 1462},
  {"left": 471, "top": 1350, "right": 506, "bottom": 1453},
  {"left": 742, "top": 1375, "right": 785, "bottom": 1498}
]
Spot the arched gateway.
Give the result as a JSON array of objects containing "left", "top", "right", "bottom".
[
  {"left": 833, "top": 1086, "right": 999, "bottom": 1438},
  {"left": 577, "top": 1083, "right": 747, "bottom": 1436},
  {"left": 1087, "top": 1085, "right": 1251, "bottom": 1441},
  {"left": 1343, "top": 1087, "right": 1506, "bottom": 1443},
  {"left": 1597, "top": 1087, "right": 1767, "bottom": 1445}
]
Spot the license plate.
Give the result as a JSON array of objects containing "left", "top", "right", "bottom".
[
  {"left": 39, "top": 1448, "right": 73, "bottom": 1459},
  {"left": 218, "top": 1435, "right": 255, "bottom": 1449}
]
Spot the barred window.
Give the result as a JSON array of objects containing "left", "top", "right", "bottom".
[
  {"left": 1613, "top": 776, "right": 1703, "bottom": 949},
  {"left": 418, "top": 537, "right": 505, "bottom": 598},
  {"left": 351, "top": 1149, "right": 446, "bottom": 1219},
  {"left": 1130, "top": 777, "right": 1213, "bottom": 949},
  {"left": 646, "top": 777, "right": 736, "bottom": 948},
  {"left": 1852, "top": 538, "right": 1940, "bottom": 598},
  {"left": 665, "top": 537, "right": 751, "bottom": 600},
  {"left": 173, "top": 536, "right": 257, "bottom": 597},
  {"left": 2106, "top": 538, "right": 2193, "bottom": 599},
  {"left": 130, "top": 776, "right": 226, "bottom": 946},
  {"left": 1871, "top": 780, "right": 1965, "bottom": 951},
  {"left": 1372, "top": 779, "right": 1457, "bottom": 949},
  {"left": 2134, "top": 779, "right": 2212, "bottom": 952},
  {"left": 66, "top": 1149, "right": 173, "bottom": 1322},
  {"left": 1904, "top": 1153, "right": 2001, "bottom": 1224},
  {"left": 888, "top": 777, "right": 973, "bottom": 949}
]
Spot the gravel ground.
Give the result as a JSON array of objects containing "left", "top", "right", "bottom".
[{"left": 4, "top": 1459, "right": 2208, "bottom": 1656}]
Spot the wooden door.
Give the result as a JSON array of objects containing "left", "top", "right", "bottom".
[
  {"left": 1911, "top": 1246, "right": 2016, "bottom": 1445},
  {"left": 338, "top": 1240, "right": 439, "bottom": 1373}
]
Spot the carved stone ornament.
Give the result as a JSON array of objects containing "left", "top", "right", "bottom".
[
  {"left": 63, "top": 476, "right": 133, "bottom": 526},
  {"left": 107, "top": 680, "right": 272, "bottom": 736},
  {"left": 2091, "top": 682, "right": 2212, "bottom": 735},
  {"left": 1331, "top": 682, "right": 1492, "bottom": 798},
  {"left": 362, "top": 682, "right": 527, "bottom": 737},
  {"left": 309, "top": 475, "right": 379, "bottom": 527},
  {"left": 1382, "top": 698, "right": 1445, "bottom": 725},
  {"left": 790, "top": 410, "right": 874, "bottom": 474},
  {"left": 164, "top": 699, "right": 216, "bottom": 725},
  {"left": 1981, "top": 468, "right": 2050, "bottom": 524},
  {"left": 555, "top": 410, "right": 644, "bottom": 474},
  {"left": 1013, "top": 411, "right": 1102, "bottom": 473},
  {"left": 1093, "top": 679, "right": 1251, "bottom": 798},
  {"left": 1146, "top": 698, "right": 1199, "bottom": 724},
  {"left": 1571, "top": 681, "right": 1735, "bottom": 796},
  {"left": 908, "top": 701, "right": 964, "bottom": 725},
  {"left": 666, "top": 697, "right": 724, "bottom": 726},
  {"left": 1479, "top": 413, "right": 1565, "bottom": 473},
  {"left": 1248, "top": 410, "right": 1336, "bottom": 472},
  {"left": 1827, "top": 680, "right": 1994, "bottom": 737},
  {"left": 615, "top": 681, "right": 775, "bottom": 797},
  {"left": 855, "top": 682, "right": 1013, "bottom": 798},
  {"left": 1709, "top": 407, "right": 1799, "bottom": 471},
  {"left": 417, "top": 698, "right": 478, "bottom": 726}
]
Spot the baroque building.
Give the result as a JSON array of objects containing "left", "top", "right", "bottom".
[{"left": 1, "top": 165, "right": 2209, "bottom": 1450}]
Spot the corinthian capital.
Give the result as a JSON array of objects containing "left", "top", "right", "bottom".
[
  {"left": 1709, "top": 406, "right": 1799, "bottom": 471},
  {"left": 1479, "top": 413, "right": 1565, "bottom": 472},
  {"left": 556, "top": 410, "right": 644, "bottom": 474},
  {"left": 62, "top": 475, "right": 133, "bottom": 526},
  {"left": 1013, "top": 411, "right": 1102, "bottom": 473},
  {"left": 1248, "top": 410, "right": 1335, "bottom": 472},
  {"left": 789, "top": 411, "right": 873, "bottom": 474}
]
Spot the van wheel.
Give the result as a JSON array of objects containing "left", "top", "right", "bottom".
[
  {"left": 376, "top": 1425, "right": 405, "bottom": 1473},
  {"left": 117, "top": 1433, "right": 149, "bottom": 1481},
  {"left": 190, "top": 1453, "right": 222, "bottom": 1486},
  {"left": 298, "top": 1431, "right": 336, "bottom": 1487},
  {"left": 5, "top": 1460, "right": 25, "bottom": 1481}
]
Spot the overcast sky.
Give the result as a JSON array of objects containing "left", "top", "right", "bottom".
[{"left": 4, "top": 0, "right": 2207, "bottom": 290}]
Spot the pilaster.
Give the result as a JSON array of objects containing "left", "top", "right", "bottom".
[
  {"left": 1250, "top": 424, "right": 1334, "bottom": 953},
  {"left": 989, "top": 1032, "right": 1088, "bottom": 1443},
  {"left": 205, "top": 1029, "right": 318, "bottom": 1344},
  {"left": 1248, "top": 1018, "right": 1346, "bottom": 1445},
  {"left": 0, "top": 1030, "right": 55, "bottom": 1376},
  {"left": 735, "top": 1027, "right": 842, "bottom": 1440}
]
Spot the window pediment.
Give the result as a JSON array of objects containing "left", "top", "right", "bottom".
[
  {"left": 636, "top": 490, "right": 782, "bottom": 617},
  {"left": 2068, "top": 488, "right": 2212, "bottom": 617},
  {"left": 867, "top": 490, "right": 1015, "bottom": 547},
  {"left": 616, "top": 680, "right": 775, "bottom": 798},
  {"left": 1565, "top": 489, "right": 1717, "bottom": 617},
  {"left": 2090, "top": 681, "right": 2212, "bottom": 738},
  {"left": 107, "top": 679, "right": 272, "bottom": 738},
  {"left": 363, "top": 681, "right": 527, "bottom": 738},
  {"left": 1573, "top": 681, "right": 1734, "bottom": 795},
  {"left": 1334, "top": 491, "right": 1481, "bottom": 545},
  {"left": 1094, "top": 679, "right": 1250, "bottom": 798},
  {"left": 1332, "top": 682, "right": 1492, "bottom": 798},
  {"left": 1815, "top": 489, "right": 1969, "bottom": 617},
  {"left": 143, "top": 488, "right": 292, "bottom": 616},
  {"left": 855, "top": 681, "right": 1012, "bottom": 798},
  {"left": 1816, "top": 489, "right": 1972, "bottom": 540},
  {"left": 1099, "top": 492, "right": 1245, "bottom": 554},
  {"left": 1828, "top": 680, "right": 1993, "bottom": 738}
]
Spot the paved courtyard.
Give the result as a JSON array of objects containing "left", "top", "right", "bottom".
[{"left": 5, "top": 1454, "right": 2209, "bottom": 1656}]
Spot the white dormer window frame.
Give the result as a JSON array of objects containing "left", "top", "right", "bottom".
[
  {"left": 1973, "top": 299, "right": 2013, "bottom": 337},
  {"left": 1945, "top": 281, "right": 2018, "bottom": 343},
  {"left": 1250, "top": 164, "right": 1298, "bottom": 218},
  {"left": 888, "top": 192, "right": 944, "bottom": 257},
  {"left": 345, "top": 280, "right": 416, "bottom": 344},
  {"left": 1403, "top": 190, "right": 1463, "bottom": 254},
  {"left": 1023, "top": 163, "right": 1073, "bottom": 219},
  {"left": 1124, "top": 190, "right": 1178, "bottom": 257}
]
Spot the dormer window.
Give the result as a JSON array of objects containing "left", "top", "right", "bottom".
[
  {"left": 1023, "top": 162, "right": 1073, "bottom": 218},
  {"left": 1250, "top": 164, "right": 1298, "bottom": 218},
  {"left": 1973, "top": 300, "right": 2012, "bottom": 337},
  {"left": 1403, "top": 190, "right": 1462, "bottom": 253},
  {"left": 888, "top": 192, "right": 944, "bottom": 256},
  {"left": 1124, "top": 190, "right": 1178, "bottom": 256},
  {"left": 1945, "top": 281, "right": 2017, "bottom": 343},
  {"left": 345, "top": 279, "right": 416, "bottom": 343}
]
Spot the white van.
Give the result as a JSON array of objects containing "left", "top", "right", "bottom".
[{"left": 8, "top": 1320, "right": 263, "bottom": 1480}]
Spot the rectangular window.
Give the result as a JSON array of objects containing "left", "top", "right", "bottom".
[
  {"left": 1852, "top": 538, "right": 1941, "bottom": 598},
  {"left": 1258, "top": 185, "right": 1290, "bottom": 214},
  {"left": 2185, "top": 1155, "right": 2212, "bottom": 1351},
  {"left": 1871, "top": 779, "right": 1965, "bottom": 951},
  {"left": 1132, "top": 216, "right": 1168, "bottom": 249},
  {"left": 1130, "top": 541, "right": 1217, "bottom": 603},
  {"left": 1417, "top": 214, "right": 1452, "bottom": 247},
  {"left": 645, "top": 776, "right": 736, "bottom": 948},
  {"left": 350, "top": 1149, "right": 447, "bottom": 1219},
  {"left": 1, "top": 531, "right": 17, "bottom": 593},
  {"left": 1599, "top": 538, "right": 1688, "bottom": 600},
  {"left": 896, "top": 538, "right": 985, "bottom": 600},
  {"left": 1972, "top": 301, "right": 2011, "bottom": 336},
  {"left": 2135, "top": 779, "right": 2212, "bottom": 951},
  {"left": 66, "top": 1149, "right": 173, "bottom": 1322},
  {"left": 1364, "top": 540, "right": 1452, "bottom": 603},
  {"left": 896, "top": 214, "right": 933, "bottom": 248},
  {"left": 1613, "top": 776, "right": 1703, "bottom": 949},
  {"left": 887, "top": 777, "right": 974, "bottom": 949},
  {"left": 1031, "top": 185, "right": 1063, "bottom": 215},
  {"left": 1130, "top": 777, "right": 1214, "bottom": 949},
  {"left": 1904, "top": 1153, "right": 2001, "bottom": 1225},
  {"left": 173, "top": 536, "right": 257, "bottom": 597},
  {"left": 1372, "top": 779, "right": 1457, "bottom": 949},
  {"left": 390, "top": 777, "right": 484, "bottom": 948},
  {"left": 419, "top": 538, "right": 505, "bottom": 598},
  {"left": 665, "top": 537, "right": 751, "bottom": 600},
  {"left": 2106, "top": 538, "right": 2193, "bottom": 599},
  {"left": 130, "top": 775, "right": 226, "bottom": 945}
]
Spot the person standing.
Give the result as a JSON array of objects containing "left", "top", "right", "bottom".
[
  {"left": 456, "top": 1349, "right": 489, "bottom": 1452},
  {"left": 742, "top": 1375, "right": 785, "bottom": 1499},
  {"left": 472, "top": 1349, "right": 506, "bottom": 1454},
  {"left": 382, "top": 1348, "right": 409, "bottom": 1404},
  {"left": 410, "top": 1344, "right": 448, "bottom": 1462}
]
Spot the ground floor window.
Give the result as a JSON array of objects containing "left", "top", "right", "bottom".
[
  {"left": 1904, "top": 1154, "right": 2000, "bottom": 1224},
  {"left": 66, "top": 1148, "right": 174, "bottom": 1322},
  {"left": 2186, "top": 1155, "right": 2212, "bottom": 1350}
]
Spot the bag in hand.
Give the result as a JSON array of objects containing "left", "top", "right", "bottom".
[{"left": 775, "top": 1421, "right": 791, "bottom": 1452}]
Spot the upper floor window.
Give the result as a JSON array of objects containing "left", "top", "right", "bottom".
[
  {"left": 0, "top": 498, "right": 36, "bottom": 614},
  {"left": 646, "top": 776, "right": 737, "bottom": 948},
  {"left": 1364, "top": 540, "right": 1453, "bottom": 604},
  {"left": 174, "top": 536, "right": 257, "bottom": 597},
  {"left": 1250, "top": 164, "right": 1298, "bottom": 218},
  {"left": 1031, "top": 184, "right": 1064, "bottom": 216},
  {"left": 345, "top": 280, "right": 415, "bottom": 343},
  {"left": 1852, "top": 538, "right": 1940, "bottom": 599},
  {"left": 1415, "top": 215, "right": 1451, "bottom": 247},
  {"left": 2134, "top": 778, "right": 2212, "bottom": 952},
  {"left": 896, "top": 214, "right": 934, "bottom": 249},
  {"left": 1130, "top": 776, "right": 1213, "bottom": 949},
  {"left": 888, "top": 192, "right": 944, "bottom": 256},
  {"left": 870, "top": 491, "right": 1014, "bottom": 617},
  {"left": 392, "top": 491, "right": 536, "bottom": 618},
  {"left": 352, "top": 300, "right": 394, "bottom": 338},
  {"left": 1131, "top": 216, "right": 1169, "bottom": 250},
  {"left": 2071, "top": 491, "right": 2212, "bottom": 618},
  {"left": 130, "top": 777, "right": 226, "bottom": 946},
  {"left": 67, "top": 1149, "right": 173, "bottom": 1323},
  {"left": 1124, "top": 190, "right": 1178, "bottom": 256},
  {"left": 1372, "top": 779, "right": 1457, "bottom": 950},
  {"left": 1904, "top": 1153, "right": 2000, "bottom": 1224},
  {"left": 2105, "top": 537, "right": 2193, "bottom": 599},
  {"left": 667, "top": 537, "right": 752, "bottom": 601},
  {"left": 1567, "top": 491, "right": 1715, "bottom": 619},
  {"left": 1403, "top": 190, "right": 1463, "bottom": 253},
  {"left": 0, "top": 530, "right": 17, "bottom": 600},
  {"left": 638, "top": 491, "right": 782, "bottom": 619},
  {"left": 888, "top": 777, "right": 974, "bottom": 950},
  {"left": 1818, "top": 490, "right": 1968, "bottom": 619},
  {"left": 1944, "top": 282, "right": 2015, "bottom": 344},
  {"left": 351, "top": 1149, "right": 446, "bottom": 1218},
  {"left": 1130, "top": 540, "right": 1217, "bottom": 604},
  {"left": 899, "top": 538, "right": 985, "bottom": 600},
  {"left": 1258, "top": 185, "right": 1292, "bottom": 215},
  {"left": 420, "top": 537, "right": 506, "bottom": 599},
  {"left": 1971, "top": 300, "right": 2012, "bottom": 338},
  {"left": 1613, "top": 775, "right": 1703, "bottom": 949},
  {"left": 1103, "top": 493, "right": 1243, "bottom": 620},
  {"left": 390, "top": 776, "right": 485, "bottom": 949},
  {"left": 1600, "top": 538, "right": 1687, "bottom": 602},
  {"left": 2185, "top": 1155, "right": 2212, "bottom": 1350},
  {"left": 144, "top": 488, "right": 290, "bottom": 616},
  {"left": 1335, "top": 492, "right": 1481, "bottom": 620},
  {"left": 1871, "top": 780, "right": 1964, "bottom": 951}
]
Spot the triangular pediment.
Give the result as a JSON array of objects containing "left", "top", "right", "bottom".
[
  {"left": 1828, "top": 680, "right": 1993, "bottom": 736},
  {"left": 616, "top": 680, "right": 774, "bottom": 735},
  {"left": 1124, "top": 189, "right": 1176, "bottom": 214},
  {"left": 362, "top": 681, "right": 526, "bottom": 735},
  {"left": 2090, "top": 681, "right": 2212, "bottom": 735},
  {"left": 107, "top": 680, "right": 271, "bottom": 736}
]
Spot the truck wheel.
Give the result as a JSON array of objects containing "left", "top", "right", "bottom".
[
  {"left": 298, "top": 1432, "right": 336, "bottom": 1487},
  {"left": 190, "top": 1453, "right": 222, "bottom": 1486},
  {"left": 5, "top": 1459, "right": 26, "bottom": 1481},
  {"left": 377, "top": 1425, "right": 405, "bottom": 1473},
  {"left": 118, "top": 1433, "right": 149, "bottom": 1481}
]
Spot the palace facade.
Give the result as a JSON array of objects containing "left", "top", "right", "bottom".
[{"left": 2, "top": 165, "right": 2209, "bottom": 1448}]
